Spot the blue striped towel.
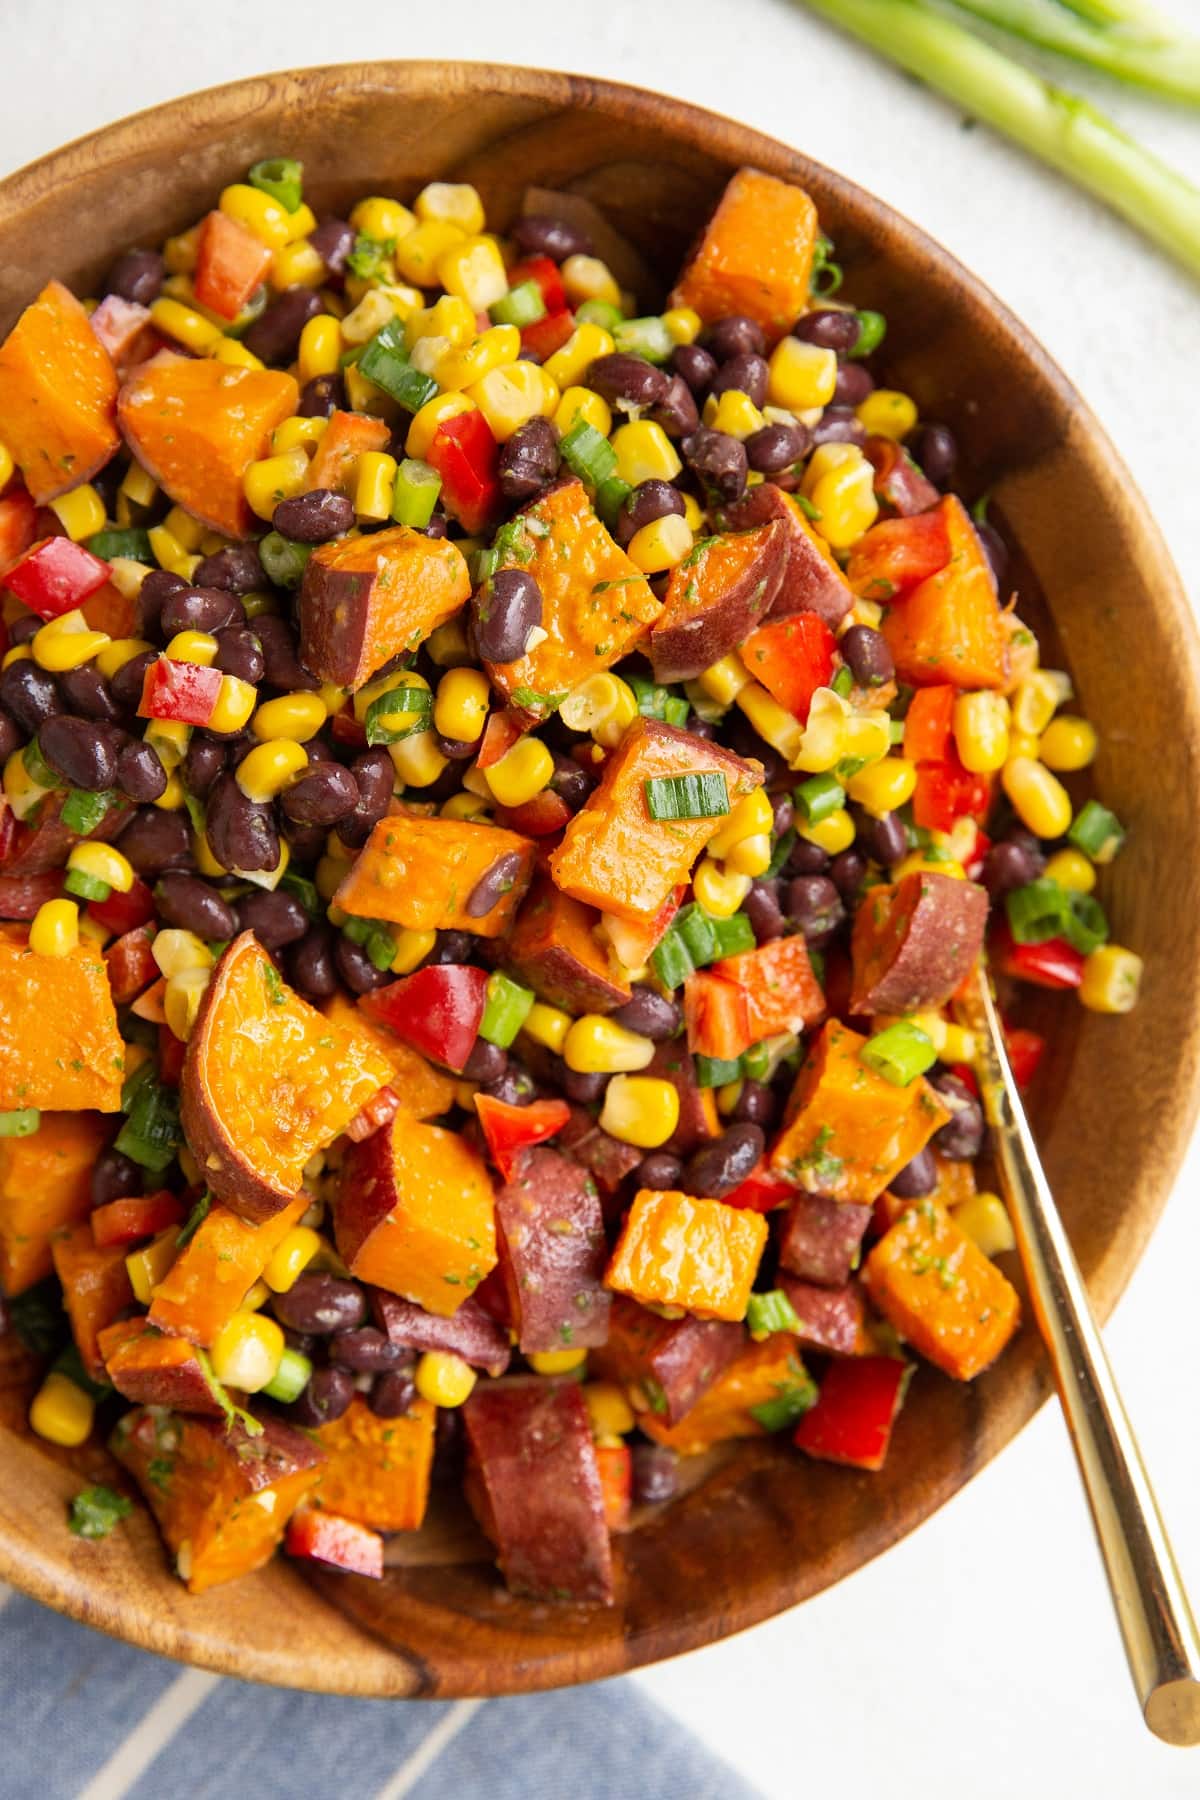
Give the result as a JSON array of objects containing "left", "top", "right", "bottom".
[{"left": 2, "top": 1584, "right": 762, "bottom": 1799}]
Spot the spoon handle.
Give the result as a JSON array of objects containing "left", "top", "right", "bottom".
[{"left": 969, "top": 972, "right": 1200, "bottom": 1744}]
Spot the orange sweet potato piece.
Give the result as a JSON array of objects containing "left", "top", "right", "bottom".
[
  {"left": 604, "top": 1187, "right": 767, "bottom": 1322},
  {"left": 337, "top": 1114, "right": 497, "bottom": 1317},
  {"left": 301, "top": 408, "right": 392, "bottom": 497},
  {"left": 865, "top": 1198, "right": 1021, "bottom": 1380},
  {"left": 192, "top": 210, "right": 273, "bottom": 321},
  {"left": 299, "top": 525, "right": 471, "bottom": 689},
  {"left": 550, "top": 717, "right": 763, "bottom": 924},
  {"left": 81, "top": 580, "right": 137, "bottom": 640},
  {"left": 640, "top": 1335, "right": 813, "bottom": 1454},
  {"left": 506, "top": 875, "right": 630, "bottom": 1013},
  {"left": 100, "top": 1321, "right": 226, "bottom": 1415},
  {"left": 147, "top": 1193, "right": 309, "bottom": 1347},
  {"left": 0, "top": 923, "right": 123, "bottom": 1112},
  {"left": 482, "top": 479, "right": 660, "bottom": 725},
  {"left": 770, "top": 1019, "right": 950, "bottom": 1203},
  {"left": 117, "top": 352, "right": 299, "bottom": 539},
  {"left": 181, "top": 933, "right": 391, "bottom": 1223},
  {"left": 321, "top": 991, "right": 456, "bottom": 1120},
  {"left": 111, "top": 1407, "right": 323, "bottom": 1593},
  {"left": 670, "top": 168, "right": 820, "bottom": 347},
  {"left": 0, "top": 1112, "right": 106, "bottom": 1294},
  {"left": 313, "top": 1394, "right": 436, "bottom": 1531},
  {"left": 333, "top": 815, "right": 535, "bottom": 940},
  {"left": 849, "top": 870, "right": 989, "bottom": 1016},
  {"left": 50, "top": 1221, "right": 134, "bottom": 1383},
  {"left": 0, "top": 280, "right": 119, "bottom": 502},
  {"left": 648, "top": 521, "right": 787, "bottom": 685},
  {"left": 882, "top": 497, "right": 1008, "bottom": 691}
]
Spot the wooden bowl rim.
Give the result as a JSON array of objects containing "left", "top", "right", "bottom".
[{"left": 1, "top": 59, "right": 1198, "bottom": 1697}]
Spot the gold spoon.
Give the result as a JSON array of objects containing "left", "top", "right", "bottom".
[{"left": 960, "top": 968, "right": 1200, "bottom": 1745}]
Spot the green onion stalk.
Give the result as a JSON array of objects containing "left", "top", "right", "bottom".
[
  {"left": 798, "top": 0, "right": 1200, "bottom": 280},
  {"left": 946, "top": 0, "right": 1200, "bottom": 104}
]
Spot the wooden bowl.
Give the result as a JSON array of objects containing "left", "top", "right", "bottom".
[{"left": 1, "top": 63, "right": 1197, "bottom": 1698}]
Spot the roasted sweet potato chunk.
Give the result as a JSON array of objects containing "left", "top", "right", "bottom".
[
  {"left": 321, "top": 991, "right": 456, "bottom": 1120},
  {"left": 0, "top": 1111, "right": 107, "bottom": 1294},
  {"left": 301, "top": 409, "right": 391, "bottom": 496},
  {"left": 590, "top": 1293, "right": 744, "bottom": 1425},
  {"left": 605, "top": 1188, "right": 767, "bottom": 1322},
  {"left": 148, "top": 1193, "right": 309, "bottom": 1347},
  {"left": 314, "top": 1394, "right": 436, "bottom": 1532},
  {"left": 721, "top": 483, "right": 854, "bottom": 627},
  {"left": 332, "top": 815, "right": 535, "bottom": 940},
  {"left": 506, "top": 876, "right": 630, "bottom": 1014},
  {"left": 639, "top": 1335, "right": 814, "bottom": 1454},
  {"left": 649, "top": 522, "right": 786, "bottom": 684},
  {"left": 0, "top": 923, "right": 123, "bottom": 1112},
  {"left": 99, "top": 1321, "right": 227, "bottom": 1416},
  {"left": 866, "top": 1198, "right": 1021, "bottom": 1380},
  {"left": 850, "top": 871, "right": 989, "bottom": 1016},
  {"left": 181, "top": 933, "right": 391, "bottom": 1223},
  {"left": 494, "top": 1148, "right": 610, "bottom": 1354},
  {"left": 670, "top": 168, "right": 820, "bottom": 347},
  {"left": 50, "top": 1222, "right": 134, "bottom": 1382},
  {"left": 372, "top": 1288, "right": 511, "bottom": 1374},
  {"left": 0, "top": 280, "right": 119, "bottom": 502},
  {"left": 882, "top": 497, "right": 1008, "bottom": 690},
  {"left": 299, "top": 525, "right": 471, "bottom": 689}
]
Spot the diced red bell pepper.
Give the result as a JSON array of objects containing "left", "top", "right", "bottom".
[
  {"left": 992, "top": 923, "right": 1084, "bottom": 991},
  {"left": 4, "top": 535, "right": 111, "bottom": 620},
  {"left": 722, "top": 1159, "right": 796, "bottom": 1213},
  {"left": 964, "top": 826, "right": 991, "bottom": 881},
  {"left": 426, "top": 408, "right": 502, "bottom": 535},
  {"left": 329, "top": 707, "right": 368, "bottom": 753},
  {"left": 88, "top": 876, "right": 157, "bottom": 935},
  {"left": 595, "top": 1440, "right": 633, "bottom": 1532},
  {"left": 104, "top": 923, "right": 159, "bottom": 1003},
  {"left": 949, "top": 1061, "right": 980, "bottom": 1100},
  {"left": 911, "top": 754, "right": 991, "bottom": 833},
  {"left": 477, "top": 708, "right": 526, "bottom": 770},
  {"left": 138, "top": 656, "right": 222, "bottom": 727},
  {"left": 492, "top": 789, "right": 571, "bottom": 837},
  {"left": 1005, "top": 1025, "right": 1046, "bottom": 1089},
  {"left": 845, "top": 508, "right": 951, "bottom": 602},
  {"left": 0, "top": 488, "right": 37, "bottom": 576},
  {"left": 793, "top": 1355, "right": 911, "bottom": 1471},
  {"left": 475, "top": 1093, "right": 571, "bottom": 1181},
  {"left": 742, "top": 611, "right": 837, "bottom": 723},
  {"left": 343, "top": 1083, "right": 401, "bottom": 1143},
  {"left": 903, "top": 684, "right": 956, "bottom": 766},
  {"left": 0, "top": 867, "right": 61, "bottom": 917},
  {"left": 192, "top": 209, "right": 272, "bottom": 321},
  {"left": 508, "top": 255, "right": 568, "bottom": 316},
  {"left": 864, "top": 436, "right": 940, "bottom": 517},
  {"left": 157, "top": 1022, "right": 187, "bottom": 1084},
  {"left": 520, "top": 308, "right": 576, "bottom": 362},
  {"left": 360, "top": 962, "right": 489, "bottom": 1073},
  {"left": 285, "top": 1508, "right": 384, "bottom": 1579},
  {"left": 91, "top": 1190, "right": 187, "bottom": 1249}
]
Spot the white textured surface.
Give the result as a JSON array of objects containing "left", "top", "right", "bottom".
[{"left": 1, "top": 5, "right": 1197, "bottom": 1795}]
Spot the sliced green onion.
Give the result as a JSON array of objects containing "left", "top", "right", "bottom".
[
  {"left": 794, "top": 771, "right": 844, "bottom": 826},
  {"left": 86, "top": 527, "right": 152, "bottom": 563},
  {"left": 575, "top": 299, "right": 624, "bottom": 331},
  {"left": 63, "top": 868, "right": 111, "bottom": 902},
  {"left": 849, "top": 309, "right": 887, "bottom": 358},
  {"left": 363, "top": 684, "right": 432, "bottom": 746},
  {"left": 258, "top": 530, "right": 311, "bottom": 590},
  {"left": 391, "top": 458, "right": 442, "bottom": 529},
  {"left": 750, "top": 1372, "right": 819, "bottom": 1432},
  {"left": 1064, "top": 891, "right": 1110, "bottom": 956},
  {"left": 644, "top": 772, "right": 730, "bottom": 822},
  {"left": 342, "top": 914, "right": 398, "bottom": 971},
  {"left": 68, "top": 1483, "right": 133, "bottom": 1540},
  {"left": 741, "top": 1040, "right": 772, "bottom": 1082},
  {"left": 359, "top": 321, "right": 438, "bottom": 412},
  {"left": 651, "top": 928, "right": 695, "bottom": 991},
  {"left": 1068, "top": 799, "right": 1125, "bottom": 863},
  {"left": 861, "top": 1019, "right": 938, "bottom": 1087},
  {"left": 559, "top": 418, "right": 618, "bottom": 489},
  {"left": 115, "top": 1069, "right": 182, "bottom": 1172},
  {"left": 695, "top": 1053, "right": 743, "bottom": 1088},
  {"left": 945, "top": 0, "right": 1200, "bottom": 106},
  {"left": 710, "top": 912, "right": 755, "bottom": 959},
  {"left": 280, "top": 870, "right": 322, "bottom": 918},
  {"left": 767, "top": 827, "right": 797, "bottom": 878},
  {"left": 0, "top": 1108, "right": 40, "bottom": 1137},
  {"left": 8, "top": 1281, "right": 62, "bottom": 1355},
  {"left": 831, "top": 666, "right": 854, "bottom": 699},
  {"left": 810, "top": 232, "right": 844, "bottom": 297},
  {"left": 594, "top": 475, "right": 633, "bottom": 530},
  {"left": 888, "top": 719, "right": 906, "bottom": 745},
  {"left": 345, "top": 233, "right": 395, "bottom": 282},
  {"left": 479, "top": 971, "right": 536, "bottom": 1048},
  {"left": 248, "top": 156, "right": 303, "bottom": 213},
  {"left": 745, "top": 1289, "right": 803, "bottom": 1338},
  {"left": 489, "top": 280, "right": 546, "bottom": 328},
  {"left": 61, "top": 789, "right": 115, "bottom": 835},
  {"left": 263, "top": 1347, "right": 314, "bottom": 1405},
  {"left": 674, "top": 904, "right": 721, "bottom": 968},
  {"left": 1006, "top": 877, "right": 1073, "bottom": 944},
  {"left": 22, "top": 736, "right": 58, "bottom": 789},
  {"left": 627, "top": 674, "right": 690, "bottom": 729},
  {"left": 612, "top": 316, "right": 674, "bottom": 364},
  {"left": 175, "top": 1191, "right": 211, "bottom": 1250}
]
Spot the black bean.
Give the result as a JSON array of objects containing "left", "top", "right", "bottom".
[
  {"left": 281, "top": 822, "right": 328, "bottom": 865},
  {"left": 212, "top": 625, "right": 265, "bottom": 688},
  {"left": 812, "top": 406, "right": 868, "bottom": 448},
  {"left": 0, "top": 712, "right": 19, "bottom": 764},
  {"left": 483, "top": 1065, "right": 536, "bottom": 1107},
  {"left": 155, "top": 872, "right": 238, "bottom": 941},
  {"left": 616, "top": 480, "right": 684, "bottom": 547},
  {"left": 687, "top": 718, "right": 714, "bottom": 741},
  {"left": 109, "top": 650, "right": 158, "bottom": 714},
  {"left": 336, "top": 748, "right": 393, "bottom": 848},
  {"left": 243, "top": 287, "right": 324, "bottom": 364},
  {"left": 369, "top": 1368, "right": 418, "bottom": 1417},
  {"left": 273, "top": 488, "right": 355, "bottom": 544},
  {"left": 181, "top": 735, "right": 225, "bottom": 798},
  {"left": 564, "top": 1067, "right": 606, "bottom": 1105},
  {"left": 330, "top": 1326, "right": 402, "bottom": 1372},
  {"left": 58, "top": 665, "right": 119, "bottom": 723},
  {"left": 236, "top": 888, "right": 309, "bottom": 950},
  {"left": 910, "top": 423, "right": 958, "bottom": 488},
  {"left": 512, "top": 214, "right": 592, "bottom": 262},
  {"left": 193, "top": 544, "right": 266, "bottom": 594},
  {"left": 161, "top": 586, "right": 245, "bottom": 638},
  {"left": 586, "top": 353, "right": 669, "bottom": 410},
  {"left": 975, "top": 519, "right": 1009, "bottom": 590},
  {"left": 309, "top": 217, "right": 356, "bottom": 276},
  {"left": 90, "top": 1148, "right": 144, "bottom": 1208},
  {"left": 136, "top": 569, "right": 188, "bottom": 643},
  {"left": 424, "top": 513, "right": 449, "bottom": 539},
  {"left": 636, "top": 1151, "right": 683, "bottom": 1191},
  {"left": 431, "top": 929, "right": 473, "bottom": 966},
  {"left": 463, "top": 1039, "right": 508, "bottom": 1085},
  {"left": 745, "top": 421, "right": 810, "bottom": 475},
  {"left": 670, "top": 342, "right": 717, "bottom": 398},
  {"left": 497, "top": 416, "right": 560, "bottom": 502},
  {"left": 473, "top": 568, "right": 543, "bottom": 666},
  {"left": 834, "top": 356, "right": 876, "bottom": 403},
  {"left": 709, "top": 352, "right": 768, "bottom": 408},
  {"left": 651, "top": 374, "right": 701, "bottom": 440},
  {"left": 840, "top": 624, "right": 894, "bottom": 688},
  {"left": 105, "top": 247, "right": 164, "bottom": 305},
  {"left": 890, "top": 1147, "right": 937, "bottom": 1198},
  {"left": 632, "top": 1443, "right": 680, "bottom": 1505},
  {"left": 253, "top": 614, "right": 319, "bottom": 692},
  {"left": 793, "top": 308, "right": 861, "bottom": 352},
  {"left": 280, "top": 761, "right": 358, "bottom": 827},
  {"left": 929, "top": 1071, "right": 986, "bottom": 1160},
  {"left": 785, "top": 837, "right": 830, "bottom": 877},
  {"left": 787, "top": 874, "right": 845, "bottom": 943},
  {"left": 8, "top": 615, "right": 40, "bottom": 647},
  {"left": 612, "top": 987, "right": 681, "bottom": 1041},
  {"left": 733, "top": 1079, "right": 777, "bottom": 1127},
  {"left": 829, "top": 848, "right": 868, "bottom": 903},
  {"left": 276, "top": 1273, "right": 368, "bottom": 1336},
  {"left": 204, "top": 772, "right": 279, "bottom": 873},
  {"left": 771, "top": 794, "right": 794, "bottom": 838},
  {"left": 704, "top": 315, "right": 766, "bottom": 360},
  {"left": 864, "top": 810, "right": 909, "bottom": 867},
  {"left": 39, "top": 715, "right": 118, "bottom": 790},
  {"left": 0, "top": 660, "right": 59, "bottom": 734},
  {"left": 115, "top": 806, "right": 192, "bottom": 876},
  {"left": 335, "top": 932, "right": 390, "bottom": 994},
  {"left": 982, "top": 836, "right": 1043, "bottom": 897},
  {"left": 683, "top": 1123, "right": 764, "bottom": 1198},
  {"left": 288, "top": 921, "right": 338, "bottom": 1001},
  {"left": 745, "top": 879, "right": 785, "bottom": 945},
  {"left": 116, "top": 739, "right": 168, "bottom": 804},
  {"left": 289, "top": 1363, "right": 355, "bottom": 1427},
  {"left": 465, "top": 849, "right": 526, "bottom": 918},
  {"left": 282, "top": 1329, "right": 316, "bottom": 1359},
  {"left": 298, "top": 373, "right": 346, "bottom": 418},
  {"left": 682, "top": 427, "right": 748, "bottom": 504}
]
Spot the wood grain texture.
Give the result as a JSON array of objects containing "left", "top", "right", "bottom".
[{"left": 0, "top": 62, "right": 1197, "bottom": 1697}]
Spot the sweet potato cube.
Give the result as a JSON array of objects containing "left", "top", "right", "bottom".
[
  {"left": 372, "top": 1289, "right": 511, "bottom": 1374},
  {"left": 117, "top": 352, "right": 299, "bottom": 539},
  {"left": 769, "top": 1020, "right": 950, "bottom": 1203},
  {"left": 849, "top": 870, "right": 988, "bottom": 1016},
  {"left": 721, "top": 483, "right": 854, "bottom": 628},
  {"left": 605, "top": 1188, "right": 767, "bottom": 1322},
  {"left": 111, "top": 1407, "right": 323, "bottom": 1593},
  {"left": 301, "top": 408, "right": 391, "bottom": 496},
  {"left": 640, "top": 1333, "right": 814, "bottom": 1454},
  {"left": 589, "top": 1293, "right": 744, "bottom": 1425},
  {"left": 321, "top": 991, "right": 456, "bottom": 1120},
  {"left": 779, "top": 1192, "right": 872, "bottom": 1288},
  {"left": 0, "top": 924, "right": 124, "bottom": 1112},
  {"left": 506, "top": 876, "right": 630, "bottom": 1014},
  {"left": 337, "top": 1116, "right": 497, "bottom": 1317},
  {"left": 882, "top": 497, "right": 1008, "bottom": 691},
  {"left": 865, "top": 1198, "right": 1021, "bottom": 1381},
  {"left": 648, "top": 520, "right": 787, "bottom": 685},
  {"left": 483, "top": 479, "right": 660, "bottom": 725},
  {"left": 299, "top": 525, "right": 471, "bottom": 689},
  {"left": 313, "top": 1394, "right": 436, "bottom": 1531},
  {"left": 181, "top": 933, "right": 392, "bottom": 1222},
  {"left": 50, "top": 1221, "right": 134, "bottom": 1382},
  {"left": 670, "top": 168, "right": 820, "bottom": 347},
  {"left": 646, "top": 1040, "right": 719, "bottom": 1158},
  {"left": 148, "top": 1194, "right": 309, "bottom": 1347},
  {"left": 0, "top": 280, "right": 119, "bottom": 502},
  {"left": 0, "top": 1111, "right": 107, "bottom": 1294},
  {"left": 494, "top": 1148, "right": 610, "bottom": 1354},
  {"left": 550, "top": 717, "right": 763, "bottom": 924},
  {"left": 332, "top": 815, "right": 534, "bottom": 940},
  {"left": 778, "top": 1274, "right": 871, "bottom": 1357},
  {"left": 99, "top": 1321, "right": 226, "bottom": 1415}
]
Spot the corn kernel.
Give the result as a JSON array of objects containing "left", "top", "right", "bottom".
[
  {"left": 350, "top": 195, "right": 416, "bottom": 243},
  {"left": 270, "top": 239, "right": 325, "bottom": 290},
  {"left": 48, "top": 483, "right": 106, "bottom": 542},
  {"left": 164, "top": 965, "right": 210, "bottom": 1041},
  {"left": 120, "top": 461, "right": 158, "bottom": 508},
  {"left": 561, "top": 254, "right": 620, "bottom": 308},
  {"left": 563, "top": 1015, "right": 655, "bottom": 1074},
  {"left": 29, "top": 898, "right": 79, "bottom": 958},
  {"left": 30, "top": 1373, "right": 94, "bottom": 1448},
  {"left": 415, "top": 1350, "right": 477, "bottom": 1407},
  {"left": 67, "top": 842, "right": 133, "bottom": 893},
  {"left": 583, "top": 1381, "right": 636, "bottom": 1438},
  {"left": 3, "top": 747, "right": 47, "bottom": 818},
  {"left": 553, "top": 385, "right": 613, "bottom": 439},
  {"left": 484, "top": 735, "right": 554, "bottom": 808},
  {"left": 149, "top": 296, "right": 224, "bottom": 353},
  {"left": 263, "top": 1225, "right": 322, "bottom": 1294},
  {"left": 352, "top": 668, "right": 431, "bottom": 726},
  {"left": 847, "top": 755, "right": 917, "bottom": 818},
  {"left": 78, "top": 913, "right": 110, "bottom": 949},
  {"left": 893, "top": 850, "right": 966, "bottom": 881},
  {"left": 610, "top": 420, "right": 682, "bottom": 487},
  {"left": 627, "top": 512, "right": 693, "bottom": 574},
  {"left": 842, "top": 709, "right": 892, "bottom": 769},
  {"left": 297, "top": 313, "right": 342, "bottom": 383},
  {"left": 544, "top": 322, "right": 615, "bottom": 391},
  {"left": 1012, "top": 669, "right": 1072, "bottom": 737},
  {"left": 941, "top": 1023, "right": 977, "bottom": 1064},
  {"left": 239, "top": 1278, "right": 271, "bottom": 1313},
  {"left": 468, "top": 362, "right": 558, "bottom": 442},
  {"left": 210, "top": 337, "right": 265, "bottom": 370},
  {"left": 1, "top": 647, "right": 31, "bottom": 670},
  {"left": 692, "top": 858, "right": 752, "bottom": 918},
  {"left": 283, "top": 201, "right": 317, "bottom": 243},
  {"left": 528, "top": 1348, "right": 589, "bottom": 1378},
  {"left": 152, "top": 928, "right": 212, "bottom": 979},
  {"left": 435, "top": 323, "right": 520, "bottom": 391},
  {"left": 165, "top": 629, "right": 219, "bottom": 668},
  {"left": 353, "top": 450, "right": 398, "bottom": 523},
  {"left": 1002, "top": 756, "right": 1072, "bottom": 840},
  {"left": 341, "top": 286, "right": 403, "bottom": 346},
  {"left": 791, "top": 686, "right": 850, "bottom": 773},
  {"left": 436, "top": 234, "right": 508, "bottom": 311},
  {"left": 1043, "top": 847, "right": 1096, "bottom": 895},
  {"left": 682, "top": 492, "right": 705, "bottom": 533},
  {"left": 204, "top": 672, "right": 257, "bottom": 736},
  {"left": 406, "top": 294, "right": 477, "bottom": 349},
  {"left": 243, "top": 448, "right": 310, "bottom": 521},
  {"left": 162, "top": 505, "right": 205, "bottom": 552},
  {"left": 953, "top": 690, "right": 1011, "bottom": 774},
  {"left": 663, "top": 306, "right": 701, "bottom": 346},
  {"left": 406, "top": 391, "right": 477, "bottom": 460},
  {"left": 702, "top": 390, "right": 766, "bottom": 440},
  {"left": 252, "top": 692, "right": 327, "bottom": 744},
  {"left": 147, "top": 523, "right": 200, "bottom": 579},
  {"left": 220, "top": 183, "right": 290, "bottom": 248},
  {"left": 734, "top": 678, "right": 804, "bottom": 762},
  {"left": 707, "top": 788, "right": 775, "bottom": 861},
  {"left": 211, "top": 1310, "right": 285, "bottom": 1392},
  {"left": 1039, "top": 715, "right": 1097, "bottom": 773},
  {"left": 415, "top": 181, "right": 486, "bottom": 235},
  {"left": 725, "top": 832, "right": 773, "bottom": 877},
  {"left": 106, "top": 556, "right": 151, "bottom": 600},
  {"left": 953, "top": 1192, "right": 1015, "bottom": 1258},
  {"left": 385, "top": 729, "right": 446, "bottom": 789},
  {"left": 32, "top": 614, "right": 110, "bottom": 672},
  {"left": 143, "top": 717, "right": 190, "bottom": 771},
  {"left": 433, "top": 667, "right": 490, "bottom": 744},
  {"left": 804, "top": 444, "right": 879, "bottom": 550},
  {"left": 389, "top": 927, "right": 437, "bottom": 975},
  {"left": 717, "top": 1078, "right": 744, "bottom": 1116},
  {"left": 441, "top": 792, "right": 491, "bottom": 822},
  {"left": 799, "top": 807, "right": 857, "bottom": 855},
  {"left": 126, "top": 1228, "right": 180, "bottom": 1306},
  {"left": 1080, "top": 944, "right": 1142, "bottom": 1014},
  {"left": 767, "top": 336, "right": 838, "bottom": 411},
  {"left": 855, "top": 389, "right": 919, "bottom": 441},
  {"left": 698, "top": 654, "right": 751, "bottom": 708},
  {"left": 237, "top": 738, "right": 309, "bottom": 803},
  {"left": 599, "top": 1074, "right": 681, "bottom": 1148},
  {"left": 271, "top": 415, "right": 327, "bottom": 457},
  {"left": 523, "top": 1002, "right": 573, "bottom": 1054},
  {"left": 427, "top": 615, "right": 472, "bottom": 668}
]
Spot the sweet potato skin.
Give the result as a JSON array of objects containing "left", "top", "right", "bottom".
[
  {"left": 181, "top": 933, "right": 391, "bottom": 1223},
  {"left": 589, "top": 1292, "right": 744, "bottom": 1425},
  {"left": 669, "top": 168, "right": 819, "bottom": 347},
  {"left": 117, "top": 352, "right": 299, "bottom": 539},
  {"left": 332, "top": 816, "right": 535, "bottom": 940},
  {"left": 494, "top": 1148, "right": 610, "bottom": 1354},
  {"left": 0, "top": 280, "right": 119, "bottom": 502},
  {"left": 778, "top": 1274, "right": 871, "bottom": 1357},
  {"left": 99, "top": 1321, "right": 226, "bottom": 1415},
  {"left": 50, "top": 1221, "right": 134, "bottom": 1382},
  {"left": 0, "top": 923, "right": 124, "bottom": 1112},
  {"left": 721, "top": 484, "right": 854, "bottom": 627},
  {"left": 506, "top": 876, "right": 630, "bottom": 1014},
  {"left": 299, "top": 525, "right": 471, "bottom": 689},
  {"left": 0, "top": 1111, "right": 107, "bottom": 1294},
  {"left": 779, "top": 1192, "right": 872, "bottom": 1289},
  {"left": 865, "top": 1197, "right": 1021, "bottom": 1380},
  {"left": 314, "top": 1394, "right": 436, "bottom": 1532},
  {"left": 371, "top": 1288, "right": 511, "bottom": 1374},
  {"left": 320, "top": 991, "right": 456, "bottom": 1120},
  {"left": 0, "top": 789, "right": 126, "bottom": 879},
  {"left": 604, "top": 1187, "right": 767, "bottom": 1322},
  {"left": 148, "top": 1193, "right": 309, "bottom": 1347},
  {"left": 550, "top": 717, "right": 763, "bottom": 924},
  {"left": 639, "top": 1334, "right": 811, "bottom": 1454},
  {"left": 850, "top": 871, "right": 988, "bottom": 1016},
  {"left": 648, "top": 521, "right": 787, "bottom": 684}
]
